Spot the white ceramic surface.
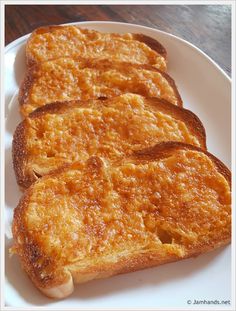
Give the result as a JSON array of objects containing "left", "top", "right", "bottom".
[{"left": 5, "top": 21, "right": 231, "bottom": 309}]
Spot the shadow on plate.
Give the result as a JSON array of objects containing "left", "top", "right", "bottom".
[
  {"left": 5, "top": 91, "right": 22, "bottom": 135},
  {"left": 14, "top": 43, "right": 26, "bottom": 87},
  {"left": 5, "top": 235, "right": 228, "bottom": 306},
  {"left": 5, "top": 238, "right": 54, "bottom": 306},
  {"left": 5, "top": 147, "right": 22, "bottom": 209},
  {"left": 72, "top": 246, "right": 228, "bottom": 300},
  {"left": 5, "top": 43, "right": 25, "bottom": 129}
]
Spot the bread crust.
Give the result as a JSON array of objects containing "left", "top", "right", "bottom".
[
  {"left": 12, "top": 189, "right": 72, "bottom": 293},
  {"left": 132, "top": 33, "right": 167, "bottom": 59},
  {"left": 12, "top": 142, "right": 231, "bottom": 298},
  {"left": 12, "top": 121, "right": 38, "bottom": 188},
  {"left": 18, "top": 58, "right": 183, "bottom": 116},
  {"left": 13, "top": 95, "right": 205, "bottom": 188},
  {"left": 18, "top": 65, "right": 36, "bottom": 107},
  {"left": 26, "top": 25, "right": 167, "bottom": 67}
]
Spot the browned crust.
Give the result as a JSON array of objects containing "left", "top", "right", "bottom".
[
  {"left": 18, "top": 65, "right": 37, "bottom": 107},
  {"left": 12, "top": 141, "right": 231, "bottom": 297},
  {"left": 12, "top": 188, "right": 69, "bottom": 291},
  {"left": 68, "top": 236, "right": 230, "bottom": 284},
  {"left": 19, "top": 58, "right": 183, "bottom": 116},
  {"left": 12, "top": 122, "right": 26, "bottom": 187},
  {"left": 26, "top": 25, "right": 167, "bottom": 67},
  {"left": 12, "top": 121, "right": 38, "bottom": 189},
  {"left": 133, "top": 141, "right": 231, "bottom": 188},
  {"left": 13, "top": 95, "right": 205, "bottom": 188},
  {"left": 155, "top": 69, "right": 183, "bottom": 107},
  {"left": 12, "top": 123, "right": 39, "bottom": 189},
  {"left": 132, "top": 33, "right": 167, "bottom": 59}
]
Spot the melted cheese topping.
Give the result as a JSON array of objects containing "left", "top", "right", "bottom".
[
  {"left": 24, "top": 150, "right": 231, "bottom": 270},
  {"left": 26, "top": 94, "right": 200, "bottom": 176},
  {"left": 22, "top": 58, "right": 177, "bottom": 116},
  {"left": 27, "top": 26, "right": 166, "bottom": 70}
]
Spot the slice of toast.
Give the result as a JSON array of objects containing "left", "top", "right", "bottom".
[
  {"left": 19, "top": 58, "right": 182, "bottom": 116},
  {"left": 26, "top": 25, "right": 167, "bottom": 70},
  {"left": 12, "top": 142, "right": 231, "bottom": 298},
  {"left": 13, "top": 94, "right": 206, "bottom": 188}
]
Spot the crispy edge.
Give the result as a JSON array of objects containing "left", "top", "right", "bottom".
[
  {"left": 12, "top": 187, "right": 72, "bottom": 295},
  {"left": 133, "top": 141, "right": 231, "bottom": 188},
  {"left": 12, "top": 141, "right": 231, "bottom": 298},
  {"left": 155, "top": 69, "right": 183, "bottom": 107},
  {"left": 18, "top": 65, "right": 38, "bottom": 117},
  {"left": 12, "top": 121, "right": 38, "bottom": 189},
  {"left": 19, "top": 58, "right": 183, "bottom": 117}
]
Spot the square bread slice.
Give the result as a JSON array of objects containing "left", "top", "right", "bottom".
[
  {"left": 19, "top": 58, "right": 182, "bottom": 116},
  {"left": 13, "top": 94, "right": 206, "bottom": 188},
  {"left": 12, "top": 142, "right": 231, "bottom": 298},
  {"left": 26, "top": 25, "right": 167, "bottom": 70}
]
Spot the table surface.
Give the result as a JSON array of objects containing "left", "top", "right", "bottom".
[{"left": 5, "top": 4, "right": 231, "bottom": 76}]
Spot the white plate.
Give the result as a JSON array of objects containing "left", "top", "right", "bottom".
[{"left": 5, "top": 21, "right": 231, "bottom": 309}]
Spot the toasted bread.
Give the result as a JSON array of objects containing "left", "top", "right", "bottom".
[
  {"left": 13, "top": 94, "right": 206, "bottom": 188},
  {"left": 19, "top": 58, "right": 182, "bottom": 116},
  {"left": 12, "top": 142, "right": 231, "bottom": 298},
  {"left": 26, "top": 25, "right": 167, "bottom": 70}
]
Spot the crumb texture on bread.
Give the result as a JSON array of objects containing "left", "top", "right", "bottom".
[
  {"left": 26, "top": 25, "right": 166, "bottom": 70},
  {"left": 19, "top": 59, "right": 182, "bottom": 116},
  {"left": 12, "top": 143, "right": 231, "bottom": 298},
  {"left": 13, "top": 94, "right": 205, "bottom": 188}
]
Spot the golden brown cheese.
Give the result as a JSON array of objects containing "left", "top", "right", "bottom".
[
  {"left": 14, "top": 149, "right": 231, "bottom": 273},
  {"left": 26, "top": 26, "right": 166, "bottom": 70},
  {"left": 19, "top": 59, "right": 181, "bottom": 116},
  {"left": 23, "top": 94, "right": 201, "bottom": 179}
]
